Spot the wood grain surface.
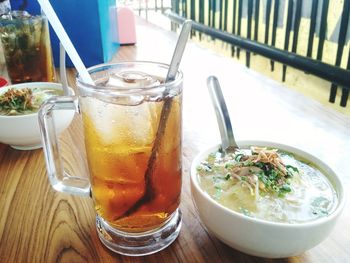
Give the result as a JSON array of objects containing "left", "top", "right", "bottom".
[{"left": 0, "top": 17, "right": 349, "bottom": 263}]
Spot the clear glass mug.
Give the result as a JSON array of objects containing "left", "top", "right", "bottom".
[{"left": 39, "top": 62, "right": 183, "bottom": 256}]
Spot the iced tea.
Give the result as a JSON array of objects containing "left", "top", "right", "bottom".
[
  {"left": 39, "top": 61, "right": 184, "bottom": 254},
  {"left": 0, "top": 11, "right": 55, "bottom": 84},
  {"left": 82, "top": 93, "right": 182, "bottom": 233}
]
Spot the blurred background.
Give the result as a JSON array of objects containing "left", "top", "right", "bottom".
[
  {"left": 131, "top": 0, "right": 350, "bottom": 115},
  {"left": 1, "top": 0, "right": 349, "bottom": 115}
]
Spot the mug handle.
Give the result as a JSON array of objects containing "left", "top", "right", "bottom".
[{"left": 38, "top": 96, "right": 90, "bottom": 196}]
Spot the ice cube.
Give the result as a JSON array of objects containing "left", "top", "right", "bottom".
[
  {"left": 94, "top": 92, "right": 145, "bottom": 106},
  {"left": 106, "top": 70, "right": 161, "bottom": 89},
  {"left": 0, "top": 0, "right": 11, "bottom": 17},
  {"left": 82, "top": 97, "right": 159, "bottom": 147},
  {"left": 13, "top": 11, "right": 31, "bottom": 19}
]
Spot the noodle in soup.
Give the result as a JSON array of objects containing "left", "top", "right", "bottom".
[{"left": 196, "top": 146, "right": 338, "bottom": 223}]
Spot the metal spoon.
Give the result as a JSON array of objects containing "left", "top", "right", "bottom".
[
  {"left": 165, "top": 20, "right": 192, "bottom": 82},
  {"left": 148, "top": 19, "right": 192, "bottom": 161},
  {"left": 207, "top": 76, "right": 239, "bottom": 154},
  {"left": 121, "top": 20, "right": 192, "bottom": 217}
]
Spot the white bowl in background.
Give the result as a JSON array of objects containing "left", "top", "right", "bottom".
[
  {"left": 0, "top": 82, "right": 75, "bottom": 150},
  {"left": 191, "top": 141, "right": 345, "bottom": 258}
]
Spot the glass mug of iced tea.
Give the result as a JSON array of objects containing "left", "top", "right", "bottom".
[{"left": 39, "top": 62, "right": 183, "bottom": 256}]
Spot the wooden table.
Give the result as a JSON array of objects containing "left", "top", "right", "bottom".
[{"left": 1, "top": 18, "right": 350, "bottom": 262}]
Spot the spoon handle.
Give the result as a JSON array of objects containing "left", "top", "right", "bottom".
[
  {"left": 166, "top": 20, "right": 192, "bottom": 82},
  {"left": 121, "top": 20, "right": 192, "bottom": 217},
  {"left": 207, "top": 76, "right": 239, "bottom": 152}
]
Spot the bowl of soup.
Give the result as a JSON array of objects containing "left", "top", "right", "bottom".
[
  {"left": 191, "top": 141, "right": 345, "bottom": 258},
  {"left": 0, "top": 82, "right": 75, "bottom": 150}
]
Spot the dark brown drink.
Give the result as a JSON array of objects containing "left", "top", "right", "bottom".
[
  {"left": 83, "top": 94, "right": 182, "bottom": 233},
  {"left": 0, "top": 11, "right": 55, "bottom": 84},
  {"left": 39, "top": 62, "right": 183, "bottom": 254}
]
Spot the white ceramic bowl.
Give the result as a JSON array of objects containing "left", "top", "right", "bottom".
[
  {"left": 191, "top": 141, "right": 345, "bottom": 258},
  {"left": 0, "top": 82, "right": 75, "bottom": 150}
]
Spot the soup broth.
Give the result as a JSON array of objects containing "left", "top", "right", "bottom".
[
  {"left": 0, "top": 87, "right": 62, "bottom": 116},
  {"left": 196, "top": 147, "right": 338, "bottom": 224}
]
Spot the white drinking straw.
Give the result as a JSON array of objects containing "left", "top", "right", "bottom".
[{"left": 37, "top": 0, "right": 94, "bottom": 85}]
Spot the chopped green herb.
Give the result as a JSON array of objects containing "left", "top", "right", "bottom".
[
  {"left": 310, "top": 196, "right": 330, "bottom": 216},
  {"left": 239, "top": 207, "right": 252, "bottom": 217},
  {"left": 280, "top": 184, "right": 291, "bottom": 193},
  {"left": 286, "top": 165, "right": 298, "bottom": 178},
  {"left": 243, "top": 160, "right": 254, "bottom": 166},
  {"left": 200, "top": 163, "right": 212, "bottom": 172},
  {"left": 214, "top": 186, "right": 222, "bottom": 199},
  {"left": 286, "top": 165, "right": 299, "bottom": 172},
  {"left": 235, "top": 153, "right": 244, "bottom": 162},
  {"left": 0, "top": 88, "right": 34, "bottom": 115},
  {"left": 224, "top": 162, "right": 234, "bottom": 169},
  {"left": 255, "top": 162, "right": 265, "bottom": 169}
]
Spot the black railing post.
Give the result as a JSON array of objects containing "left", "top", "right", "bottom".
[
  {"left": 246, "top": 0, "right": 253, "bottom": 67},
  {"left": 270, "top": 0, "right": 280, "bottom": 71},
  {"left": 264, "top": 0, "right": 272, "bottom": 46},
  {"left": 341, "top": 50, "right": 350, "bottom": 107},
  {"left": 224, "top": 0, "right": 229, "bottom": 32},
  {"left": 253, "top": 0, "right": 260, "bottom": 43},
  {"left": 237, "top": 0, "right": 243, "bottom": 58},
  {"left": 231, "top": 0, "right": 237, "bottom": 56},
  {"left": 282, "top": 0, "right": 293, "bottom": 82},
  {"left": 199, "top": 0, "right": 204, "bottom": 40},
  {"left": 329, "top": 0, "right": 350, "bottom": 103},
  {"left": 316, "top": 0, "right": 329, "bottom": 61},
  {"left": 307, "top": 0, "right": 319, "bottom": 58},
  {"left": 219, "top": 0, "right": 224, "bottom": 31}
]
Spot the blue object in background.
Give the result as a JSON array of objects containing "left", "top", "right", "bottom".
[
  {"left": 10, "top": 0, "right": 40, "bottom": 15},
  {"left": 10, "top": 0, "right": 119, "bottom": 68}
]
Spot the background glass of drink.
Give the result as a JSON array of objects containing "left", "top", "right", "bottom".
[
  {"left": 39, "top": 62, "right": 183, "bottom": 256},
  {"left": 0, "top": 11, "right": 55, "bottom": 84}
]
